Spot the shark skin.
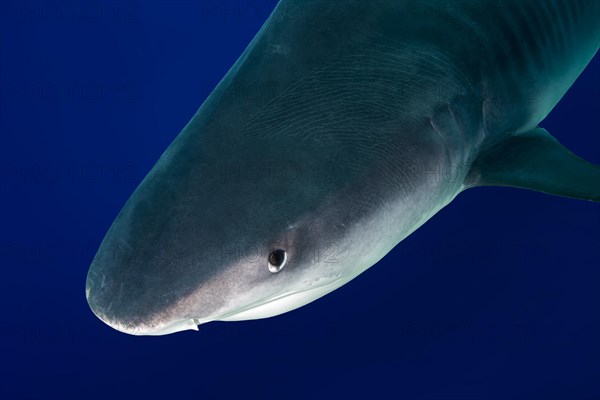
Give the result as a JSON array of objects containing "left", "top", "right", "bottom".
[{"left": 86, "top": 0, "right": 600, "bottom": 335}]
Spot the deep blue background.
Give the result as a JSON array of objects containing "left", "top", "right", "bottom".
[{"left": 1, "top": 1, "right": 599, "bottom": 399}]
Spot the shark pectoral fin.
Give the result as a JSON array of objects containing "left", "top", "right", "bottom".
[{"left": 468, "top": 127, "right": 600, "bottom": 201}]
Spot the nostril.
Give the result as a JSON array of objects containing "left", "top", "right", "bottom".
[{"left": 268, "top": 249, "right": 287, "bottom": 273}]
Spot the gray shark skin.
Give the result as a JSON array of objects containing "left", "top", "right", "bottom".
[{"left": 86, "top": 0, "right": 600, "bottom": 335}]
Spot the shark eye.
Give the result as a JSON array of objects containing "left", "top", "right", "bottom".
[{"left": 268, "top": 249, "right": 287, "bottom": 273}]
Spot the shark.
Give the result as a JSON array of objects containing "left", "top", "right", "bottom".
[{"left": 86, "top": 0, "right": 600, "bottom": 335}]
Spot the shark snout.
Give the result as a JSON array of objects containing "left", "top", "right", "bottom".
[
  {"left": 85, "top": 254, "right": 202, "bottom": 336},
  {"left": 85, "top": 276, "right": 199, "bottom": 336}
]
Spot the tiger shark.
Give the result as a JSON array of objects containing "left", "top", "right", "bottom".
[{"left": 86, "top": 0, "right": 600, "bottom": 335}]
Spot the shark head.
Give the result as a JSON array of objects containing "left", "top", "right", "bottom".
[
  {"left": 85, "top": 2, "right": 376, "bottom": 336},
  {"left": 85, "top": 110, "right": 445, "bottom": 336},
  {"left": 85, "top": 128, "right": 367, "bottom": 335},
  {"left": 85, "top": 0, "right": 459, "bottom": 336}
]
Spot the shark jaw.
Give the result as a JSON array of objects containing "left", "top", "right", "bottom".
[{"left": 96, "top": 275, "right": 348, "bottom": 336}]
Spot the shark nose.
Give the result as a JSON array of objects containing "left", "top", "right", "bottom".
[
  {"left": 85, "top": 269, "right": 198, "bottom": 336},
  {"left": 86, "top": 288, "right": 198, "bottom": 336}
]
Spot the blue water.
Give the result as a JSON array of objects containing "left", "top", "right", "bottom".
[{"left": 1, "top": 2, "right": 599, "bottom": 399}]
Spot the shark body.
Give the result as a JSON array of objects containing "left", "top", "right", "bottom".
[{"left": 86, "top": 0, "right": 600, "bottom": 335}]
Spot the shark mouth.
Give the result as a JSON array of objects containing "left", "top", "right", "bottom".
[{"left": 100, "top": 276, "right": 346, "bottom": 336}]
